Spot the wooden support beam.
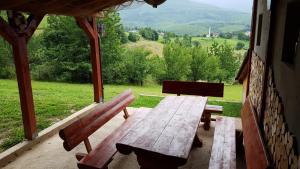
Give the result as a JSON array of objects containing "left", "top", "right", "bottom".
[
  {"left": 76, "top": 16, "right": 103, "bottom": 103},
  {"left": 0, "top": 12, "right": 44, "bottom": 140},
  {"left": 12, "top": 36, "right": 38, "bottom": 140}
]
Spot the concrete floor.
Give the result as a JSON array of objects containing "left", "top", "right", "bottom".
[{"left": 2, "top": 108, "right": 244, "bottom": 169}]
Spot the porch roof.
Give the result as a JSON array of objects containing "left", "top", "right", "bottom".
[{"left": 0, "top": 0, "right": 166, "bottom": 16}]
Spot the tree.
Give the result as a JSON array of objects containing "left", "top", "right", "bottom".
[
  {"left": 148, "top": 55, "right": 166, "bottom": 84},
  {"left": 235, "top": 42, "right": 245, "bottom": 50},
  {"left": 237, "top": 32, "right": 249, "bottom": 41},
  {"left": 99, "top": 11, "right": 127, "bottom": 84},
  {"left": 163, "top": 42, "right": 191, "bottom": 80},
  {"left": 182, "top": 34, "right": 192, "bottom": 47},
  {"left": 209, "top": 41, "right": 239, "bottom": 82},
  {"left": 128, "top": 32, "right": 140, "bottom": 42},
  {"left": 139, "top": 27, "right": 159, "bottom": 41},
  {"left": 124, "top": 48, "right": 150, "bottom": 85},
  {"left": 189, "top": 47, "right": 207, "bottom": 81},
  {"left": 36, "top": 15, "right": 91, "bottom": 82}
]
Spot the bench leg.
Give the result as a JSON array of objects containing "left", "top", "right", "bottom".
[
  {"left": 203, "top": 111, "right": 211, "bottom": 130},
  {"left": 75, "top": 153, "right": 87, "bottom": 161}
]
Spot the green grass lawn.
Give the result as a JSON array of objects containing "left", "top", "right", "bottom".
[{"left": 0, "top": 79, "right": 242, "bottom": 152}]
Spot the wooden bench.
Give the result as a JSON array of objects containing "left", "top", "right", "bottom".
[
  {"left": 208, "top": 117, "right": 236, "bottom": 169},
  {"left": 59, "top": 90, "right": 151, "bottom": 169},
  {"left": 162, "top": 80, "right": 224, "bottom": 130},
  {"left": 240, "top": 98, "right": 270, "bottom": 169}
]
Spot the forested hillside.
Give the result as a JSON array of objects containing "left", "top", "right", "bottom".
[{"left": 120, "top": 0, "right": 251, "bottom": 35}]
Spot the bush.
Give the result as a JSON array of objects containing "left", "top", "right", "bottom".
[
  {"left": 0, "top": 66, "right": 15, "bottom": 79},
  {"left": 235, "top": 42, "right": 245, "bottom": 50},
  {"left": 128, "top": 32, "right": 140, "bottom": 42}
]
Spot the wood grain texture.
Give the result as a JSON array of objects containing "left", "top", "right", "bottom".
[
  {"left": 241, "top": 98, "right": 270, "bottom": 169},
  {"left": 209, "top": 117, "right": 236, "bottom": 169},
  {"left": 162, "top": 80, "right": 224, "bottom": 97},
  {"left": 78, "top": 108, "right": 151, "bottom": 169},
  {"left": 59, "top": 90, "right": 134, "bottom": 151},
  {"left": 117, "top": 96, "right": 207, "bottom": 167}
]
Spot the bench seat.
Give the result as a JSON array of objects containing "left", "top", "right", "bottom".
[
  {"left": 209, "top": 117, "right": 236, "bottom": 169},
  {"left": 78, "top": 108, "right": 151, "bottom": 169},
  {"left": 59, "top": 90, "right": 138, "bottom": 169}
]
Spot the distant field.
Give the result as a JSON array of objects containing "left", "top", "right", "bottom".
[
  {"left": 191, "top": 37, "right": 249, "bottom": 49},
  {"left": 0, "top": 79, "right": 242, "bottom": 152},
  {"left": 127, "top": 37, "right": 249, "bottom": 58}
]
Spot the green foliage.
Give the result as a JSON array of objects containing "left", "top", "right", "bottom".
[
  {"left": 32, "top": 16, "right": 91, "bottom": 83},
  {"left": 124, "top": 48, "right": 150, "bottom": 85},
  {"left": 128, "top": 32, "right": 140, "bottom": 42},
  {"left": 139, "top": 27, "right": 159, "bottom": 41},
  {"left": 162, "top": 32, "right": 177, "bottom": 44},
  {"left": 189, "top": 47, "right": 208, "bottom": 81},
  {"left": 219, "top": 32, "right": 233, "bottom": 39},
  {"left": 237, "top": 32, "right": 250, "bottom": 41},
  {"left": 0, "top": 39, "right": 15, "bottom": 79},
  {"left": 148, "top": 56, "right": 166, "bottom": 84},
  {"left": 99, "top": 11, "right": 126, "bottom": 84},
  {"left": 235, "top": 41, "right": 245, "bottom": 50},
  {"left": 182, "top": 34, "right": 192, "bottom": 47},
  {"left": 209, "top": 41, "right": 239, "bottom": 82},
  {"left": 163, "top": 43, "right": 191, "bottom": 80}
]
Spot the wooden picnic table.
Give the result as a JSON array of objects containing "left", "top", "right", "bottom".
[{"left": 116, "top": 95, "right": 208, "bottom": 169}]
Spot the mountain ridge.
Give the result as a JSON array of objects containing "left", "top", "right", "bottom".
[{"left": 119, "top": 0, "right": 251, "bottom": 35}]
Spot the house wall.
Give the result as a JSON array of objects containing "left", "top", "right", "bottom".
[
  {"left": 269, "top": 0, "right": 300, "bottom": 155},
  {"left": 248, "top": 0, "right": 300, "bottom": 167}
]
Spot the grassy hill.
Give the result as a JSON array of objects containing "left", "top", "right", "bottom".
[
  {"left": 125, "top": 39, "right": 164, "bottom": 57},
  {"left": 120, "top": 0, "right": 251, "bottom": 35}
]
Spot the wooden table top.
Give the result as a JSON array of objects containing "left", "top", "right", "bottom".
[{"left": 116, "top": 95, "right": 207, "bottom": 162}]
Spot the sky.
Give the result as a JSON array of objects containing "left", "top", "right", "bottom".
[{"left": 190, "top": 0, "right": 253, "bottom": 12}]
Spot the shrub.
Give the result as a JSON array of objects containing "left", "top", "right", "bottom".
[
  {"left": 235, "top": 42, "right": 245, "bottom": 50},
  {"left": 128, "top": 32, "right": 140, "bottom": 42}
]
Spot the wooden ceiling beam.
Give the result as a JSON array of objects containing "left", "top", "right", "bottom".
[{"left": 0, "top": 0, "right": 131, "bottom": 16}]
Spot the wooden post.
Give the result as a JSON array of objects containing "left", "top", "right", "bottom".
[
  {"left": 0, "top": 12, "right": 44, "bottom": 140},
  {"left": 76, "top": 16, "right": 103, "bottom": 103}
]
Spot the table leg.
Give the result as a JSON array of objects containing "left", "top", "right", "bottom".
[{"left": 193, "top": 134, "right": 203, "bottom": 147}]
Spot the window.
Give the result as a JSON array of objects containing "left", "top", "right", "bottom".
[
  {"left": 282, "top": 1, "right": 300, "bottom": 64},
  {"left": 256, "top": 14, "right": 263, "bottom": 46}
]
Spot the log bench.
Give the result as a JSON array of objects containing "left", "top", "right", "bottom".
[
  {"left": 208, "top": 117, "right": 236, "bottom": 169},
  {"left": 59, "top": 90, "right": 151, "bottom": 169},
  {"left": 208, "top": 98, "right": 271, "bottom": 169},
  {"left": 162, "top": 80, "right": 224, "bottom": 130},
  {"left": 240, "top": 98, "right": 270, "bottom": 169}
]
